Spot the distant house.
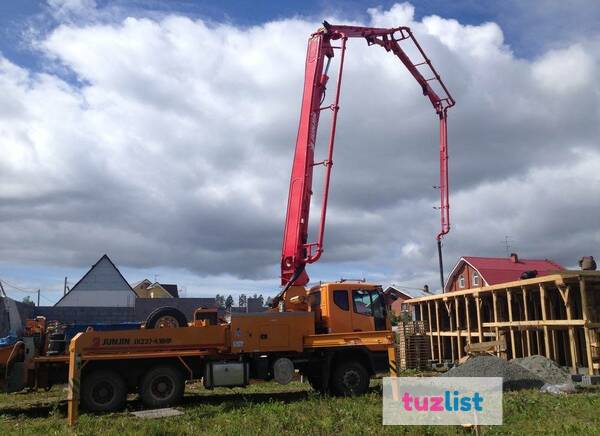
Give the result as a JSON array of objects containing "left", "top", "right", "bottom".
[
  {"left": 132, "top": 280, "right": 179, "bottom": 298},
  {"left": 55, "top": 254, "right": 137, "bottom": 307},
  {"left": 444, "top": 253, "right": 564, "bottom": 293},
  {"left": 384, "top": 285, "right": 434, "bottom": 316}
]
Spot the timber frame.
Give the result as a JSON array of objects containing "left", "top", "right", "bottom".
[{"left": 407, "top": 271, "right": 600, "bottom": 375}]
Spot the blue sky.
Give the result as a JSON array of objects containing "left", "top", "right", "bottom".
[
  {"left": 2, "top": 0, "right": 598, "bottom": 69},
  {"left": 1, "top": 1, "right": 599, "bottom": 304}
]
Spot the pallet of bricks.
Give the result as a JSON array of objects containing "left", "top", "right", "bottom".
[{"left": 395, "top": 321, "right": 430, "bottom": 370}]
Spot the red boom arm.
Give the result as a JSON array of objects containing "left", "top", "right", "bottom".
[{"left": 280, "top": 22, "right": 455, "bottom": 288}]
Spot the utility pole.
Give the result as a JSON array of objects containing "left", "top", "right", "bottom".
[
  {"left": 0, "top": 280, "right": 5, "bottom": 298},
  {"left": 502, "top": 236, "right": 512, "bottom": 257},
  {"left": 37, "top": 289, "right": 40, "bottom": 307},
  {"left": 64, "top": 277, "right": 68, "bottom": 296}
]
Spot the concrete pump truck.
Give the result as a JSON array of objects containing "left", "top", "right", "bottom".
[{"left": 0, "top": 22, "right": 454, "bottom": 425}]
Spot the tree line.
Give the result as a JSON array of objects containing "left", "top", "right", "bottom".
[{"left": 214, "top": 293, "right": 273, "bottom": 309}]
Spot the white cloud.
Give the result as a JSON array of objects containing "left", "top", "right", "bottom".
[
  {"left": 1, "top": 3, "right": 599, "bottom": 295},
  {"left": 532, "top": 44, "right": 595, "bottom": 94}
]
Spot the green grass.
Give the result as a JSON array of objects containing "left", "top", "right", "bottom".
[{"left": 1, "top": 380, "right": 600, "bottom": 435}]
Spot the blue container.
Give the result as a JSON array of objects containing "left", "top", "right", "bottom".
[{"left": 63, "top": 322, "right": 141, "bottom": 342}]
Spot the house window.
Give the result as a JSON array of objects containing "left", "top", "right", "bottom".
[
  {"left": 473, "top": 273, "right": 480, "bottom": 286},
  {"left": 459, "top": 275, "right": 465, "bottom": 288}
]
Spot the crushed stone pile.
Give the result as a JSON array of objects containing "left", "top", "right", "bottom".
[
  {"left": 511, "top": 355, "right": 572, "bottom": 385},
  {"left": 441, "top": 355, "right": 545, "bottom": 391}
]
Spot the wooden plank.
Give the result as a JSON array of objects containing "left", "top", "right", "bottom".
[
  {"left": 532, "top": 296, "right": 542, "bottom": 355},
  {"left": 445, "top": 301, "right": 455, "bottom": 362},
  {"left": 539, "top": 284, "right": 552, "bottom": 359},
  {"left": 427, "top": 302, "right": 435, "bottom": 361},
  {"left": 559, "top": 285, "right": 579, "bottom": 373},
  {"left": 507, "top": 289, "right": 517, "bottom": 358},
  {"left": 522, "top": 287, "right": 532, "bottom": 356},
  {"left": 465, "top": 337, "right": 506, "bottom": 354},
  {"left": 464, "top": 295, "right": 472, "bottom": 347},
  {"left": 475, "top": 295, "right": 483, "bottom": 343},
  {"left": 579, "top": 278, "right": 595, "bottom": 375},
  {"left": 492, "top": 291, "right": 500, "bottom": 356},
  {"left": 455, "top": 297, "right": 463, "bottom": 359},
  {"left": 548, "top": 296, "right": 558, "bottom": 361},
  {"left": 435, "top": 300, "right": 442, "bottom": 363},
  {"left": 426, "top": 331, "right": 495, "bottom": 338},
  {"left": 482, "top": 320, "right": 586, "bottom": 328},
  {"left": 405, "top": 271, "right": 600, "bottom": 303}
]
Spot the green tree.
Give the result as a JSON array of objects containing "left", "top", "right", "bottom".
[
  {"left": 257, "top": 294, "right": 264, "bottom": 306},
  {"left": 225, "top": 295, "right": 234, "bottom": 309},
  {"left": 238, "top": 294, "right": 247, "bottom": 308},
  {"left": 215, "top": 294, "right": 225, "bottom": 308},
  {"left": 265, "top": 296, "right": 273, "bottom": 307},
  {"left": 22, "top": 295, "right": 35, "bottom": 306}
]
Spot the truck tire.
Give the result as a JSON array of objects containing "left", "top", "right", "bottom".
[
  {"left": 139, "top": 365, "right": 184, "bottom": 408},
  {"left": 145, "top": 307, "right": 188, "bottom": 329},
  {"left": 81, "top": 369, "right": 127, "bottom": 412},
  {"left": 331, "top": 360, "right": 369, "bottom": 396}
]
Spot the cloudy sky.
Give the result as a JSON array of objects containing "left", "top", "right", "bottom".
[{"left": 1, "top": 0, "right": 599, "bottom": 304}]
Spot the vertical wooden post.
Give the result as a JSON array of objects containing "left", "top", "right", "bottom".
[
  {"left": 455, "top": 297, "right": 463, "bottom": 359},
  {"left": 445, "top": 300, "right": 455, "bottom": 362},
  {"left": 532, "top": 296, "right": 542, "bottom": 355},
  {"left": 427, "top": 302, "right": 435, "bottom": 361},
  {"left": 419, "top": 304, "right": 425, "bottom": 324},
  {"left": 521, "top": 286, "right": 532, "bottom": 356},
  {"left": 464, "top": 295, "right": 472, "bottom": 346},
  {"left": 435, "top": 300, "right": 442, "bottom": 363},
  {"left": 579, "top": 278, "right": 595, "bottom": 375},
  {"left": 492, "top": 291, "right": 500, "bottom": 356},
  {"left": 559, "top": 285, "right": 578, "bottom": 373},
  {"left": 507, "top": 289, "right": 517, "bottom": 358},
  {"left": 548, "top": 297, "right": 559, "bottom": 361},
  {"left": 67, "top": 335, "right": 82, "bottom": 426},
  {"left": 475, "top": 294, "right": 483, "bottom": 343},
  {"left": 539, "top": 284, "right": 552, "bottom": 359}
]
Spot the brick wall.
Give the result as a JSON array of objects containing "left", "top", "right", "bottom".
[
  {"left": 34, "top": 306, "right": 136, "bottom": 324},
  {"left": 1, "top": 297, "right": 217, "bottom": 331}
]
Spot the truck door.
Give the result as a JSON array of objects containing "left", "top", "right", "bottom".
[
  {"left": 351, "top": 289, "right": 387, "bottom": 332},
  {"left": 370, "top": 290, "right": 387, "bottom": 331}
]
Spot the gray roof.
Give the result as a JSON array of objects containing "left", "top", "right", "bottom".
[{"left": 385, "top": 285, "right": 439, "bottom": 299}]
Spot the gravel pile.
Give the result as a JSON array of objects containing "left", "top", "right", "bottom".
[
  {"left": 441, "top": 355, "right": 545, "bottom": 391},
  {"left": 511, "top": 355, "right": 572, "bottom": 385}
]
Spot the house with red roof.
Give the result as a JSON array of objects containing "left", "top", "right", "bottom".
[{"left": 444, "top": 253, "right": 564, "bottom": 293}]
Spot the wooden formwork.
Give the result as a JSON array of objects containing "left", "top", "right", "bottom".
[
  {"left": 394, "top": 321, "right": 430, "bottom": 370},
  {"left": 407, "top": 271, "right": 600, "bottom": 375}
]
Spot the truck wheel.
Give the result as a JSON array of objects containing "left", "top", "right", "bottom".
[
  {"left": 145, "top": 307, "right": 188, "bottom": 329},
  {"left": 81, "top": 369, "right": 127, "bottom": 412},
  {"left": 139, "top": 365, "right": 184, "bottom": 408},
  {"left": 331, "top": 360, "right": 369, "bottom": 396}
]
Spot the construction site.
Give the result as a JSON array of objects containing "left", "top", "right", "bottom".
[{"left": 1, "top": 2, "right": 600, "bottom": 435}]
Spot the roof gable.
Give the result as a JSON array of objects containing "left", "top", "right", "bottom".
[
  {"left": 55, "top": 254, "right": 137, "bottom": 305},
  {"left": 445, "top": 256, "right": 565, "bottom": 292}
]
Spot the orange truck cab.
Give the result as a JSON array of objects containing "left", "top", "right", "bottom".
[{"left": 307, "top": 282, "right": 391, "bottom": 334}]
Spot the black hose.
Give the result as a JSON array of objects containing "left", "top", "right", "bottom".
[{"left": 437, "top": 239, "right": 445, "bottom": 291}]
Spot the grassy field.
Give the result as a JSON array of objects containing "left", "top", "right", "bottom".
[{"left": 1, "top": 379, "right": 600, "bottom": 435}]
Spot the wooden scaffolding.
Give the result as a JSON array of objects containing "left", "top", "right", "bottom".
[{"left": 407, "top": 271, "right": 600, "bottom": 375}]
